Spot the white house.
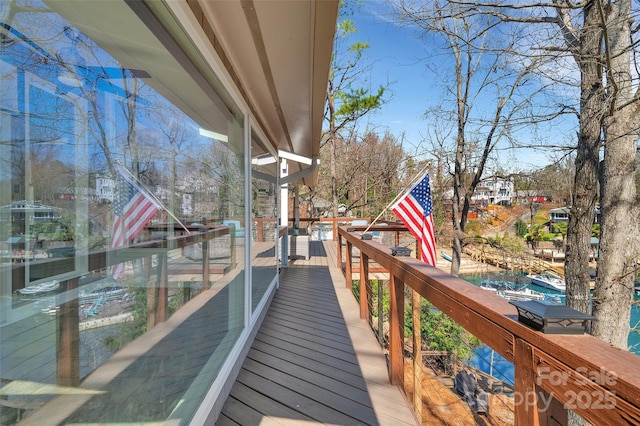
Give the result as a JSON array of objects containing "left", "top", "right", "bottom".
[
  {"left": 471, "top": 176, "right": 514, "bottom": 206},
  {"left": 95, "top": 175, "right": 115, "bottom": 203}
]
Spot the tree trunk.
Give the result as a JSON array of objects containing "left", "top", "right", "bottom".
[
  {"left": 331, "top": 135, "right": 338, "bottom": 218},
  {"left": 564, "top": 1, "right": 603, "bottom": 315},
  {"left": 593, "top": 120, "right": 637, "bottom": 348},
  {"left": 591, "top": 0, "right": 638, "bottom": 349},
  {"left": 450, "top": 132, "right": 465, "bottom": 276},
  {"left": 327, "top": 80, "right": 340, "bottom": 219}
]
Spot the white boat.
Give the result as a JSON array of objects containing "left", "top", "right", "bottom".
[
  {"left": 17, "top": 280, "right": 60, "bottom": 295},
  {"left": 480, "top": 281, "right": 545, "bottom": 301},
  {"left": 79, "top": 285, "right": 127, "bottom": 305},
  {"left": 527, "top": 273, "right": 566, "bottom": 292}
]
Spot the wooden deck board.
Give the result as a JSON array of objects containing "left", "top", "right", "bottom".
[
  {"left": 246, "top": 349, "right": 372, "bottom": 405},
  {"left": 218, "top": 240, "right": 416, "bottom": 425},
  {"left": 252, "top": 332, "right": 364, "bottom": 378},
  {"left": 227, "top": 382, "right": 315, "bottom": 422},
  {"left": 249, "top": 339, "right": 367, "bottom": 388}
]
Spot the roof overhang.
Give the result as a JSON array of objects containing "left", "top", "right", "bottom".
[{"left": 191, "top": 1, "right": 338, "bottom": 185}]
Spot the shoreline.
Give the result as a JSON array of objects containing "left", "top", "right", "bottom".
[{"left": 436, "top": 251, "right": 505, "bottom": 276}]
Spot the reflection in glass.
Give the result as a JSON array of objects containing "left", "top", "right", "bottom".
[
  {"left": 0, "top": 1, "right": 246, "bottom": 424},
  {"left": 251, "top": 130, "right": 278, "bottom": 312}
]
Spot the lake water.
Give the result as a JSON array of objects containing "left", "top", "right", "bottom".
[{"left": 461, "top": 274, "right": 640, "bottom": 385}]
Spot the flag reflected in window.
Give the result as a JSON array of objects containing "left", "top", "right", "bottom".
[{"left": 110, "top": 165, "right": 160, "bottom": 279}]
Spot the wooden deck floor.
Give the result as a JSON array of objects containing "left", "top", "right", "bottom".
[{"left": 217, "top": 241, "right": 417, "bottom": 425}]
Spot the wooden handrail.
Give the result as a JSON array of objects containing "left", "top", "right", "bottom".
[
  {"left": 338, "top": 225, "right": 640, "bottom": 425},
  {"left": 7, "top": 226, "right": 229, "bottom": 293}
]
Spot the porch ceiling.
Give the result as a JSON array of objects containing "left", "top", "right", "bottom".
[{"left": 195, "top": 1, "right": 338, "bottom": 185}]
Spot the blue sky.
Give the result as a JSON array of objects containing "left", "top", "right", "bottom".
[
  {"left": 347, "top": 3, "right": 433, "bottom": 151},
  {"left": 346, "top": 2, "right": 577, "bottom": 172}
]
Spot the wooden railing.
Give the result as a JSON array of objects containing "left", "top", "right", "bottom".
[
  {"left": 337, "top": 225, "right": 640, "bottom": 425},
  {"left": 6, "top": 225, "right": 232, "bottom": 388},
  {"left": 253, "top": 217, "right": 400, "bottom": 242}
]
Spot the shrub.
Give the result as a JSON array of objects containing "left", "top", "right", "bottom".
[
  {"left": 514, "top": 218, "right": 528, "bottom": 237},
  {"left": 499, "top": 235, "right": 527, "bottom": 253},
  {"left": 465, "top": 220, "right": 482, "bottom": 236}
]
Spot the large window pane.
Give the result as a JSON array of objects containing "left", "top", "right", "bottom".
[{"left": 0, "top": 1, "right": 245, "bottom": 424}]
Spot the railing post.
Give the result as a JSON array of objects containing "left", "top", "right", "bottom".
[
  {"left": 202, "top": 239, "right": 210, "bottom": 288},
  {"left": 156, "top": 251, "right": 168, "bottom": 324},
  {"left": 345, "top": 241, "right": 353, "bottom": 290},
  {"left": 337, "top": 232, "right": 343, "bottom": 269},
  {"left": 57, "top": 277, "right": 80, "bottom": 387},
  {"left": 377, "top": 280, "right": 384, "bottom": 345},
  {"left": 388, "top": 272, "right": 404, "bottom": 387},
  {"left": 229, "top": 230, "right": 237, "bottom": 270},
  {"left": 515, "top": 337, "right": 569, "bottom": 425},
  {"left": 148, "top": 255, "right": 159, "bottom": 330},
  {"left": 514, "top": 338, "right": 537, "bottom": 425},
  {"left": 281, "top": 232, "right": 288, "bottom": 268},
  {"left": 360, "top": 251, "right": 369, "bottom": 319},
  {"left": 412, "top": 289, "right": 422, "bottom": 420},
  {"left": 257, "top": 219, "right": 264, "bottom": 242}
]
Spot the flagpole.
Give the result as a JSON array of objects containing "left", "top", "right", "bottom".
[
  {"left": 115, "top": 161, "right": 192, "bottom": 235},
  {"left": 362, "top": 163, "right": 431, "bottom": 235}
]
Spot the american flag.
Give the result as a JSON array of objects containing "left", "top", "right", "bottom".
[
  {"left": 391, "top": 172, "right": 436, "bottom": 265},
  {"left": 110, "top": 165, "right": 160, "bottom": 280}
]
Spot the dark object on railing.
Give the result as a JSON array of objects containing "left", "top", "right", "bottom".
[
  {"left": 347, "top": 227, "right": 355, "bottom": 232},
  {"left": 360, "top": 233, "right": 373, "bottom": 240},
  {"left": 510, "top": 300, "right": 596, "bottom": 334},
  {"left": 390, "top": 246, "right": 412, "bottom": 257}
]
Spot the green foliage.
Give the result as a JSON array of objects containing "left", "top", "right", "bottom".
[
  {"left": 533, "top": 211, "right": 549, "bottom": 226},
  {"left": 352, "top": 280, "right": 479, "bottom": 361},
  {"left": 464, "top": 220, "right": 482, "bottom": 236},
  {"left": 405, "top": 300, "right": 481, "bottom": 360},
  {"left": 592, "top": 223, "right": 600, "bottom": 237},
  {"left": 329, "top": 0, "right": 386, "bottom": 129},
  {"left": 337, "top": 18, "right": 357, "bottom": 37},
  {"left": 514, "top": 218, "right": 528, "bottom": 237},
  {"left": 335, "top": 86, "right": 386, "bottom": 119},
  {"left": 88, "top": 234, "right": 107, "bottom": 250},
  {"left": 351, "top": 279, "right": 360, "bottom": 300},
  {"left": 168, "top": 283, "right": 187, "bottom": 316},
  {"left": 552, "top": 221, "right": 568, "bottom": 237},
  {"left": 487, "top": 233, "right": 527, "bottom": 253},
  {"left": 499, "top": 235, "right": 527, "bottom": 253},
  {"left": 103, "top": 287, "right": 147, "bottom": 352}
]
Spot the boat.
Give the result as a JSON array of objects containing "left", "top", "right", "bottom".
[
  {"left": 441, "top": 252, "right": 453, "bottom": 262},
  {"left": 80, "top": 285, "right": 127, "bottom": 305},
  {"left": 527, "top": 273, "right": 566, "bottom": 292},
  {"left": 480, "top": 280, "right": 545, "bottom": 301},
  {"left": 17, "top": 280, "right": 60, "bottom": 295}
]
